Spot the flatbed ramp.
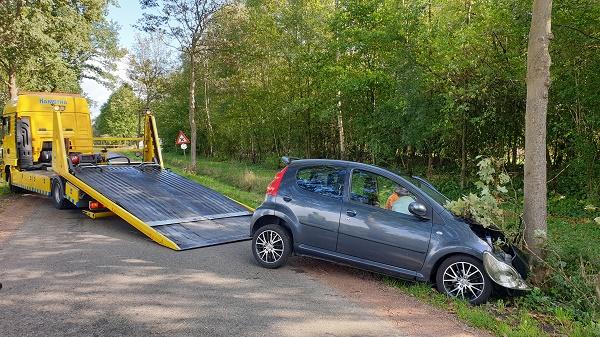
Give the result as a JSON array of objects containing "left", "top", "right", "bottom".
[{"left": 74, "top": 165, "right": 253, "bottom": 250}]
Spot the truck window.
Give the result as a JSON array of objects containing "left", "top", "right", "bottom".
[{"left": 1, "top": 116, "right": 9, "bottom": 136}]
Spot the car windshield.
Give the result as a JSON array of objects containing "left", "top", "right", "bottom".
[{"left": 400, "top": 175, "right": 450, "bottom": 207}]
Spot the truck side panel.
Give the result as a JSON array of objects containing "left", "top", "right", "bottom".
[{"left": 10, "top": 168, "right": 53, "bottom": 196}]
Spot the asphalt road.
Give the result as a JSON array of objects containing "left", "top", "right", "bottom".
[{"left": 0, "top": 194, "right": 406, "bottom": 337}]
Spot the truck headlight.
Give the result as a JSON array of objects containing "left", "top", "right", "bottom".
[{"left": 483, "top": 251, "right": 531, "bottom": 290}]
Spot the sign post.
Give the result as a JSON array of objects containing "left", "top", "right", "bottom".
[
  {"left": 175, "top": 131, "right": 191, "bottom": 159},
  {"left": 180, "top": 143, "right": 188, "bottom": 159}
]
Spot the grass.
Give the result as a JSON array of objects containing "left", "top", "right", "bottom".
[
  {"left": 161, "top": 152, "right": 276, "bottom": 208},
  {"left": 0, "top": 181, "right": 8, "bottom": 196},
  {"left": 382, "top": 278, "right": 551, "bottom": 336},
  {"left": 0, "top": 180, "right": 12, "bottom": 212},
  {"left": 115, "top": 150, "right": 276, "bottom": 208}
]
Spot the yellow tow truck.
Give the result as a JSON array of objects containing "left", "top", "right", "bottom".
[{"left": 1, "top": 92, "right": 252, "bottom": 250}]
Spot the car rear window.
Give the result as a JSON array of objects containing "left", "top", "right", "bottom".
[{"left": 296, "top": 166, "right": 345, "bottom": 198}]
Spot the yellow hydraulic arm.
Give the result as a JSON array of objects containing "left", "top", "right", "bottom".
[{"left": 143, "top": 111, "right": 163, "bottom": 168}]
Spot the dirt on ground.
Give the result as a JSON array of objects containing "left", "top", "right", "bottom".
[
  {"left": 292, "top": 258, "right": 493, "bottom": 337},
  {"left": 0, "top": 194, "right": 35, "bottom": 243}
]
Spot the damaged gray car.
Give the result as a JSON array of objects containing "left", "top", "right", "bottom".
[{"left": 250, "top": 158, "right": 530, "bottom": 304}]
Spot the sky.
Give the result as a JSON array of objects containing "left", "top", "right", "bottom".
[{"left": 80, "top": 1, "right": 144, "bottom": 117}]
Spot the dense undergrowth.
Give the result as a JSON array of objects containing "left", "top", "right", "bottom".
[
  {"left": 0, "top": 181, "right": 8, "bottom": 196},
  {"left": 159, "top": 152, "right": 599, "bottom": 336}
]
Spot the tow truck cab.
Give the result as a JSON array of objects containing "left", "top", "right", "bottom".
[{"left": 1, "top": 93, "right": 94, "bottom": 194}]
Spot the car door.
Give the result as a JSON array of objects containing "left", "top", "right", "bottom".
[
  {"left": 278, "top": 165, "right": 347, "bottom": 252},
  {"left": 336, "top": 169, "right": 433, "bottom": 272}
]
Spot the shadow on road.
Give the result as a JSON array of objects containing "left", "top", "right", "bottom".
[{"left": 0, "top": 194, "right": 403, "bottom": 337}]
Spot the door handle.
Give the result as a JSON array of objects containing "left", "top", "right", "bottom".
[
  {"left": 346, "top": 209, "right": 357, "bottom": 217},
  {"left": 282, "top": 195, "right": 292, "bottom": 202}
]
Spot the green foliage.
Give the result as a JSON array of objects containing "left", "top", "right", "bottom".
[
  {"left": 0, "top": 0, "right": 123, "bottom": 95},
  {"left": 128, "top": 34, "right": 173, "bottom": 109},
  {"left": 0, "top": 181, "right": 8, "bottom": 197},
  {"left": 446, "top": 157, "right": 516, "bottom": 232},
  {"left": 444, "top": 157, "right": 599, "bottom": 322},
  {"left": 94, "top": 84, "right": 141, "bottom": 137},
  {"left": 132, "top": 0, "right": 600, "bottom": 333},
  {"left": 543, "top": 217, "right": 600, "bottom": 319},
  {"left": 142, "top": 0, "right": 599, "bottom": 200}
]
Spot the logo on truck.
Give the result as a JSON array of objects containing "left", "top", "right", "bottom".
[{"left": 39, "top": 98, "right": 68, "bottom": 105}]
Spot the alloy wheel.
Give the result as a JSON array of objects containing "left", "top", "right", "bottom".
[
  {"left": 255, "top": 230, "right": 284, "bottom": 263},
  {"left": 442, "top": 261, "right": 485, "bottom": 301}
]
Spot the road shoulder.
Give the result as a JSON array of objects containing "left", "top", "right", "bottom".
[
  {"left": 0, "top": 194, "right": 35, "bottom": 244},
  {"left": 292, "top": 258, "right": 493, "bottom": 337}
]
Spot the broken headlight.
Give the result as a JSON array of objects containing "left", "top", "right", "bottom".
[{"left": 483, "top": 251, "right": 531, "bottom": 290}]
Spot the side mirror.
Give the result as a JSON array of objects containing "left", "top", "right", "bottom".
[{"left": 408, "top": 202, "right": 428, "bottom": 219}]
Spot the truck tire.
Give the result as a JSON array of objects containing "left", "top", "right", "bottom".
[{"left": 51, "top": 179, "right": 70, "bottom": 210}]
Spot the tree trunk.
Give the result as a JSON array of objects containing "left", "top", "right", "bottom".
[
  {"left": 8, "top": 69, "right": 17, "bottom": 100},
  {"left": 188, "top": 52, "right": 198, "bottom": 169},
  {"left": 336, "top": 91, "right": 345, "bottom": 160},
  {"left": 512, "top": 134, "right": 518, "bottom": 167},
  {"left": 460, "top": 113, "right": 467, "bottom": 189},
  {"left": 203, "top": 59, "right": 214, "bottom": 156},
  {"left": 427, "top": 152, "right": 434, "bottom": 178},
  {"left": 524, "top": 0, "right": 552, "bottom": 261},
  {"left": 335, "top": 0, "right": 346, "bottom": 160}
]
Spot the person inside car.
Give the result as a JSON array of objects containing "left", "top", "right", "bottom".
[{"left": 385, "top": 186, "right": 415, "bottom": 214}]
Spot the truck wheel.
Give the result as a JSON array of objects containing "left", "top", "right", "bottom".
[{"left": 51, "top": 179, "right": 70, "bottom": 210}]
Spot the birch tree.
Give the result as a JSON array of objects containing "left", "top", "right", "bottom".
[
  {"left": 139, "top": 0, "right": 221, "bottom": 169},
  {"left": 524, "top": 0, "right": 553, "bottom": 259},
  {"left": 128, "top": 34, "right": 173, "bottom": 136}
]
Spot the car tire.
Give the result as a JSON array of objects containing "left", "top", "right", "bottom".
[
  {"left": 435, "top": 255, "right": 493, "bottom": 305},
  {"left": 252, "top": 224, "right": 292, "bottom": 269},
  {"left": 51, "top": 179, "right": 71, "bottom": 210}
]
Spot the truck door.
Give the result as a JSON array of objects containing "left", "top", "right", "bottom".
[{"left": 16, "top": 117, "right": 33, "bottom": 168}]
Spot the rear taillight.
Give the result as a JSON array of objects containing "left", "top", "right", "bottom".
[
  {"left": 266, "top": 166, "right": 288, "bottom": 196},
  {"left": 70, "top": 154, "right": 80, "bottom": 165},
  {"left": 89, "top": 201, "right": 105, "bottom": 210}
]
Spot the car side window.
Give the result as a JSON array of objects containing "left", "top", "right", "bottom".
[
  {"left": 296, "top": 166, "right": 345, "bottom": 198},
  {"left": 351, "top": 169, "right": 416, "bottom": 215}
]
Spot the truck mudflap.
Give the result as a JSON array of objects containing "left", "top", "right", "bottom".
[{"left": 74, "top": 165, "right": 253, "bottom": 250}]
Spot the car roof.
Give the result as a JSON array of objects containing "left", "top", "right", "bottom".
[{"left": 289, "top": 158, "right": 390, "bottom": 173}]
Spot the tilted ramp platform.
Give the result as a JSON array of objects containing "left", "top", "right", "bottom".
[{"left": 74, "top": 165, "right": 252, "bottom": 250}]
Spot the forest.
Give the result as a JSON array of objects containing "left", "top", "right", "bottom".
[
  {"left": 100, "top": 0, "right": 599, "bottom": 200},
  {"left": 1, "top": 0, "right": 599, "bottom": 335}
]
